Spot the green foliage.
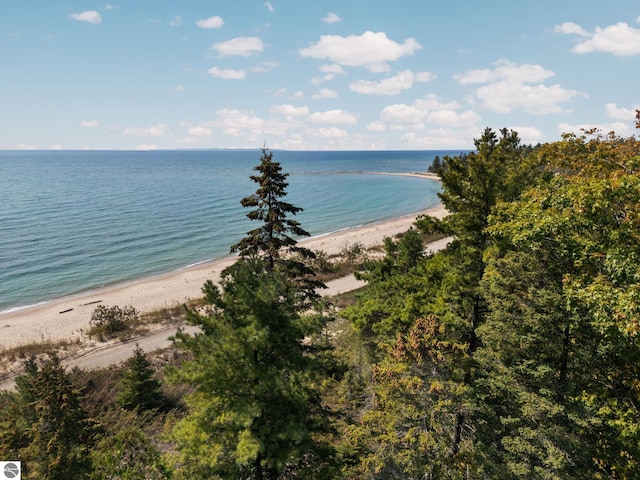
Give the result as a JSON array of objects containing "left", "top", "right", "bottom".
[
  {"left": 90, "top": 426, "right": 171, "bottom": 479},
  {"left": 229, "top": 147, "right": 325, "bottom": 305},
  {"left": 89, "top": 304, "right": 139, "bottom": 341},
  {"left": 118, "top": 345, "right": 166, "bottom": 411},
  {"left": 169, "top": 257, "right": 335, "bottom": 479},
  {"left": 1, "top": 356, "right": 96, "bottom": 480}
]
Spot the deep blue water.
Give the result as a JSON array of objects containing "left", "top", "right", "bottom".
[{"left": 0, "top": 149, "right": 454, "bottom": 312}]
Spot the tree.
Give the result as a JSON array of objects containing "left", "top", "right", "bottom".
[
  {"left": 230, "top": 147, "right": 325, "bottom": 303},
  {"left": 169, "top": 258, "right": 334, "bottom": 479},
  {"left": 4, "top": 356, "right": 96, "bottom": 480},
  {"left": 91, "top": 426, "right": 171, "bottom": 480},
  {"left": 483, "top": 129, "right": 640, "bottom": 476},
  {"left": 342, "top": 128, "right": 542, "bottom": 476},
  {"left": 118, "top": 345, "right": 165, "bottom": 411}
]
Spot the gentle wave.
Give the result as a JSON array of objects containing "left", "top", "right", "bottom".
[{"left": 0, "top": 149, "right": 454, "bottom": 311}]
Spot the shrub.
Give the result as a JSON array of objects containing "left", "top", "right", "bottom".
[{"left": 89, "top": 305, "right": 139, "bottom": 341}]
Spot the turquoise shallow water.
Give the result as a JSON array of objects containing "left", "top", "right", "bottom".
[{"left": 0, "top": 149, "right": 453, "bottom": 312}]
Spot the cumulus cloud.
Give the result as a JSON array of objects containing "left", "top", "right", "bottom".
[
  {"left": 196, "top": 16, "right": 224, "bottom": 29},
  {"left": 70, "top": 11, "right": 102, "bottom": 24},
  {"left": 299, "top": 31, "right": 422, "bottom": 72},
  {"left": 455, "top": 59, "right": 583, "bottom": 114},
  {"left": 80, "top": 120, "right": 99, "bottom": 128},
  {"left": 124, "top": 124, "right": 170, "bottom": 137},
  {"left": 605, "top": 103, "right": 639, "bottom": 120},
  {"left": 455, "top": 59, "right": 555, "bottom": 84},
  {"left": 400, "top": 128, "right": 478, "bottom": 149},
  {"left": 265, "top": 2, "right": 275, "bottom": 13},
  {"left": 308, "top": 109, "right": 357, "bottom": 124},
  {"left": 207, "top": 67, "right": 247, "bottom": 79},
  {"left": 367, "top": 121, "right": 387, "bottom": 131},
  {"left": 210, "top": 37, "right": 264, "bottom": 57},
  {"left": 187, "top": 126, "right": 212, "bottom": 137},
  {"left": 350, "top": 70, "right": 435, "bottom": 95},
  {"left": 322, "top": 12, "right": 342, "bottom": 24},
  {"left": 212, "top": 109, "right": 265, "bottom": 130},
  {"left": 311, "top": 64, "right": 347, "bottom": 84},
  {"left": 380, "top": 94, "right": 481, "bottom": 128},
  {"left": 553, "top": 22, "right": 589, "bottom": 36},
  {"left": 312, "top": 88, "right": 338, "bottom": 99},
  {"left": 507, "top": 126, "right": 544, "bottom": 144},
  {"left": 169, "top": 16, "right": 184, "bottom": 27},
  {"left": 558, "top": 121, "right": 634, "bottom": 137},
  {"left": 555, "top": 21, "right": 640, "bottom": 56},
  {"left": 270, "top": 104, "right": 310, "bottom": 116},
  {"left": 315, "top": 127, "right": 348, "bottom": 139}
]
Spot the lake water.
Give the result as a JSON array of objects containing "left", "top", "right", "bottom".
[{"left": 0, "top": 149, "right": 454, "bottom": 312}]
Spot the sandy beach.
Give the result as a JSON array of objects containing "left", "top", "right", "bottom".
[{"left": 0, "top": 203, "right": 447, "bottom": 350}]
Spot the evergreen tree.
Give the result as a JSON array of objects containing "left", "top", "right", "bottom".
[
  {"left": 118, "top": 345, "right": 165, "bottom": 411},
  {"left": 169, "top": 258, "right": 334, "bottom": 479},
  {"left": 90, "top": 426, "right": 171, "bottom": 479},
  {"left": 230, "top": 147, "right": 325, "bottom": 303},
  {"left": 7, "top": 356, "right": 96, "bottom": 480}
]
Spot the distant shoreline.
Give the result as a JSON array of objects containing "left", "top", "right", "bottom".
[{"left": 0, "top": 204, "right": 447, "bottom": 349}]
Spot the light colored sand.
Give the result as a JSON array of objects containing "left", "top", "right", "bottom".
[{"left": 0, "top": 203, "right": 447, "bottom": 349}]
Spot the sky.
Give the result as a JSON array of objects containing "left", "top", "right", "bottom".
[{"left": 1, "top": 1, "right": 639, "bottom": 151}]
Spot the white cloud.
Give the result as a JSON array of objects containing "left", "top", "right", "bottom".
[
  {"left": 558, "top": 121, "right": 633, "bottom": 137},
  {"left": 380, "top": 94, "right": 480, "bottom": 128},
  {"left": 174, "top": 84, "right": 185, "bottom": 92},
  {"left": 207, "top": 67, "right": 247, "bottom": 79},
  {"left": 270, "top": 104, "right": 310, "bottom": 116},
  {"left": 265, "top": 2, "right": 275, "bottom": 13},
  {"left": 169, "top": 16, "right": 184, "bottom": 27},
  {"left": 556, "top": 21, "right": 640, "bottom": 56},
  {"left": 320, "top": 64, "right": 346, "bottom": 74},
  {"left": 105, "top": 4, "right": 116, "bottom": 10},
  {"left": 553, "top": 22, "right": 589, "bottom": 36},
  {"left": 456, "top": 59, "right": 583, "bottom": 114},
  {"left": 314, "top": 127, "right": 348, "bottom": 139},
  {"left": 308, "top": 109, "right": 357, "bottom": 124},
  {"left": 123, "top": 124, "right": 170, "bottom": 137},
  {"left": 606, "top": 102, "right": 639, "bottom": 120},
  {"left": 187, "top": 126, "right": 212, "bottom": 137},
  {"left": 80, "top": 120, "right": 99, "bottom": 128},
  {"left": 454, "top": 59, "right": 555, "bottom": 85},
  {"left": 135, "top": 144, "right": 158, "bottom": 151},
  {"left": 475, "top": 82, "right": 582, "bottom": 114},
  {"left": 507, "top": 126, "right": 544, "bottom": 144},
  {"left": 212, "top": 109, "right": 265, "bottom": 129},
  {"left": 210, "top": 37, "right": 264, "bottom": 57},
  {"left": 312, "top": 88, "right": 338, "bottom": 99},
  {"left": 196, "top": 16, "right": 224, "bottom": 29},
  {"left": 299, "top": 31, "right": 422, "bottom": 72},
  {"left": 70, "top": 11, "right": 102, "bottom": 24},
  {"left": 400, "top": 128, "right": 478, "bottom": 149},
  {"left": 367, "top": 121, "right": 386, "bottom": 131},
  {"left": 350, "top": 70, "right": 435, "bottom": 95},
  {"left": 322, "top": 12, "right": 342, "bottom": 24}
]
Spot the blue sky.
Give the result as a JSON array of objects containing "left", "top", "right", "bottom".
[{"left": 1, "top": 1, "right": 639, "bottom": 150}]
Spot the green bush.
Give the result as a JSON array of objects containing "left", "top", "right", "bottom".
[{"left": 89, "top": 305, "right": 139, "bottom": 341}]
